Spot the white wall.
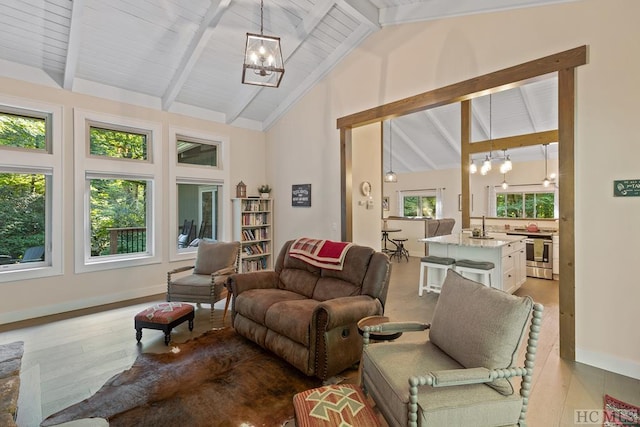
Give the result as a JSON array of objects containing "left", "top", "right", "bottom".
[
  {"left": 267, "top": 0, "right": 640, "bottom": 379},
  {"left": 0, "top": 78, "right": 266, "bottom": 323}
]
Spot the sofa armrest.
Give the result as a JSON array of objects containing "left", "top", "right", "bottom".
[
  {"left": 314, "top": 295, "right": 383, "bottom": 331},
  {"left": 228, "top": 270, "right": 279, "bottom": 295}
]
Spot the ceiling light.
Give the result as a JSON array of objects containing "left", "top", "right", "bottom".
[
  {"left": 384, "top": 120, "right": 398, "bottom": 183},
  {"left": 242, "top": 0, "right": 284, "bottom": 88},
  {"left": 469, "top": 160, "right": 477, "bottom": 174},
  {"left": 502, "top": 174, "right": 509, "bottom": 189},
  {"left": 500, "top": 150, "right": 512, "bottom": 173}
]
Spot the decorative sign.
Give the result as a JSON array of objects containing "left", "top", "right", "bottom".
[
  {"left": 613, "top": 179, "right": 640, "bottom": 197},
  {"left": 292, "top": 184, "right": 311, "bottom": 207}
]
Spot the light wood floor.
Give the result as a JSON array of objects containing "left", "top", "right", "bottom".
[{"left": 1, "top": 256, "right": 639, "bottom": 426}]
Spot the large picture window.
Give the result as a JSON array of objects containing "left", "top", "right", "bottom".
[
  {"left": 0, "top": 99, "right": 62, "bottom": 281},
  {"left": 74, "top": 110, "right": 161, "bottom": 272},
  {"left": 169, "top": 127, "right": 230, "bottom": 261},
  {"left": 89, "top": 176, "right": 149, "bottom": 257},
  {"left": 403, "top": 195, "right": 436, "bottom": 217}
]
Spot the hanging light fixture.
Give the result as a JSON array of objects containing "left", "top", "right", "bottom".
[
  {"left": 501, "top": 173, "right": 509, "bottom": 189},
  {"left": 542, "top": 144, "right": 550, "bottom": 187},
  {"left": 384, "top": 120, "right": 398, "bottom": 183},
  {"left": 480, "top": 94, "right": 494, "bottom": 176},
  {"left": 500, "top": 149, "right": 512, "bottom": 173},
  {"left": 242, "top": 0, "right": 285, "bottom": 88},
  {"left": 469, "top": 159, "right": 477, "bottom": 174}
]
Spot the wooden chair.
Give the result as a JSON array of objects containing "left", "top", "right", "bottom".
[{"left": 167, "top": 240, "right": 240, "bottom": 322}]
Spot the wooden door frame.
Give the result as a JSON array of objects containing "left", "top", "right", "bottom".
[{"left": 337, "top": 45, "right": 587, "bottom": 360}]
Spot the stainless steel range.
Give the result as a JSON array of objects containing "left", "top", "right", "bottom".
[{"left": 506, "top": 231, "right": 554, "bottom": 280}]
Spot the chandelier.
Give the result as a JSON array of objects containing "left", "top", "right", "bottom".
[
  {"left": 384, "top": 120, "right": 398, "bottom": 183},
  {"left": 470, "top": 94, "right": 514, "bottom": 176},
  {"left": 242, "top": 0, "right": 285, "bottom": 88}
]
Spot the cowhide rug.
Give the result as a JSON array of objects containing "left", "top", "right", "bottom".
[{"left": 41, "top": 328, "right": 322, "bottom": 426}]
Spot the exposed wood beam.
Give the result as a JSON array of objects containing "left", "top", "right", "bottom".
[
  {"left": 558, "top": 67, "right": 576, "bottom": 360},
  {"left": 63, "top": 0, "right": 85, "bottom": 90},
  {"left": 261, "top": 24, "right": 373, "bottom": 130},
  {"left": 226, "top": 0, "right": 338, "bottom": 125},
  {"left": 161, "top": 0, "right": 231, "bottom": 111},
  {"left": 341, "top": 127, "right": 353, "bottom": 241},
  {"left": 335, "top": 0, "right": 380, "bottom": 30},
  {"left": 337, "top": 45, "right": 587, "bottom": 129},
  {"left": 467, "top": 129, "right": 558, "bottom": 154},
  {"left": 461, "top": 100, "right": 471, "bottom": 228}
]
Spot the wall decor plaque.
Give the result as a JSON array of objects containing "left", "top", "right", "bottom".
[
  {"left": 613, "top": 179, "right": 640, "bottom": 197},
  {"left": 292, "top": 184, "right": 311, "bottom": 207}
]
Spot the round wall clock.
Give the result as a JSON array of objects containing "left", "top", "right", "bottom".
[{"left": 360, "top": 181, "right": 372, "bottom": 196}]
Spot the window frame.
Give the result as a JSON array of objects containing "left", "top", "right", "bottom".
[
  {"left": 493, "top": 184, "right": 559, "bottom": 219},
  {"left": 399, "top": 189, "right": 438, "bottom": 218},
  {"left": 0, "top": 97, "right": 63, "bottom": 282},
  {"left": 74, "top": 109, "right": 162, "bottom": 273},
  {"left": 168, "top": 127, "right": 230, "bottom": 262}
]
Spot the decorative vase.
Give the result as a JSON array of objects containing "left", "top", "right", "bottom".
[{"left": 260, "top": 193, "right": 270, "bottom": 199}]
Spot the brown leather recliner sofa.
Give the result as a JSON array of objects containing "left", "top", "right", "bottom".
[{"left": 228, "top": 239, "right": 391, "bottom": 380}]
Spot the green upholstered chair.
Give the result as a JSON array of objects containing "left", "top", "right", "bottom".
[
  {"left": 167, "top": 240, "right": 240, "bottom": 322},
  {"left": 361, "top": 270, "right": 543, "bottom": 427}
]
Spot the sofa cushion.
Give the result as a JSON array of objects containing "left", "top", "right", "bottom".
[
  {"left": 265, "top": 299, "right": 320, "bottom": 346},
  {"left": 279, "top": 268, "right": 320, "bottom": 298},
  {"left": 312, "top": 277, "right": 360, "bottom": 301},
  {"left": 429, "top": 271, "right": 533, "bottom": 395},
  {"left": 235, "top": 289, "right": 306, "bottom": 325},
  {"left": 193, "top": 240, "right": 239, "bottom": 275}
]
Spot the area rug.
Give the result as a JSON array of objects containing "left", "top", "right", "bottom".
[
  {"left": 603, "top": 394, "right": 640, "bottom": 426},
  {"left": 41, "top": 328, "right": 322, "bottom": 426}
]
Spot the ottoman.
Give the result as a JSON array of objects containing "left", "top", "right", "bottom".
[
  {"left": 293, "top": 384, "right": 380, "bottom": 426},
  {"left": 134, "top": 302, "right": 194, "bottom": 345}
]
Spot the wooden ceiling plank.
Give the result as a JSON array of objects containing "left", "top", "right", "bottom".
[{"left": 162, "top": 0, "right": 232, "bottom": 111}]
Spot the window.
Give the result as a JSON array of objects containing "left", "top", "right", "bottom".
[
  {"left": 0, "top": 99, "right": 62, "bottom": 281},
  {"left": 496, "top": 191, "right": 555, "bottom": 218},
  {"left": 74, "top": 110, "right": 161, "bottom": 272},
  {"left": 169, "top": 127, "right": 230, "bottom": 261},
  {"left": 89, "top": 177, "right": 149, "bottom": 257},
  {"left": 89, "top": 125, "right": 148, "bottom": 160},
  {"left": 403, "top": 195, "right": 436, "bottom": 217},
  {"left": 0, "top": 110, "right": 49, "bottom": 151},
  {"left": 177, "top": 136, "right": 219, "bottom": 167}
]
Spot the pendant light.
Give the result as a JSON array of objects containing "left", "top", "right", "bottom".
[
  {"left": 500, "top": 149, "right": 512, "bottom": 173},
  {"left": 542, "top": 144, "right": 550, "bottom": 187},
  {"left": 501, "top": 173, "right": 509, "bottom": 189},
  {"left": 384, "top": 120, "right": 398, "bottom": 183},
  {"left": 480, "top": 94, "right": 493, "bottom": 176},
  {"left": 242, "top": 0, "right": 285, "bottom": 88}
]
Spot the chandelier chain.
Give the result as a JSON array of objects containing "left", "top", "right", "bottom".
[{"left": 260, "top": 0, "right": 264, "bottom": 34}]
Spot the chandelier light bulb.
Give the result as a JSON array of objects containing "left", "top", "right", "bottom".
[
  {"left": 550, "top": 172, "right": 556, "bottom": 180},
  {"left": 543, "top": 177, "right": 550, "bottom": 187},
  {"left": 483, "top": 156, "right": 492, "bottom": 172},
  {"left": 502, "top": 180, "right": 509, "bottom": 189},
  {"left": 469, "top": 161, "right": 477, "bottom": 174}
]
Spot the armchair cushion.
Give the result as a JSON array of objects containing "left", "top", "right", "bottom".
[
  {"left": 362, "top": 341, "right": 523, "bottom": 426},
  {"left": 193, "top": 240, "right": 239, "bottom": 274},
  {"left": 429, "top": 270, "right": 533, "bottom": 395}
]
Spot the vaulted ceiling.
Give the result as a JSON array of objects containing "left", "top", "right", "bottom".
[{"left": 0, "top": 0, "right": 568, "bottom": 170}]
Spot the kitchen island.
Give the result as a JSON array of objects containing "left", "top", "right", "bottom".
[{"left": 419, "top": 233, "right": 526, "bottom": 294}]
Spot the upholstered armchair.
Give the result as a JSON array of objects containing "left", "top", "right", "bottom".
[
  {"left": 361, "top": 270, "right": 543, "bottom": 427},
  {"left": 167, "top": 240, "right": 240, "bottom": 321}
]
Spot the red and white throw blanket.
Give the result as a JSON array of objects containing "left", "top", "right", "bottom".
[{"left": 289, "top": 238, "right": 353, "bottom": 270}]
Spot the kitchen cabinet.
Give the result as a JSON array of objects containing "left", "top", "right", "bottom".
[{"left": 421, "top": 233, "right": 526, "bottom": 294}]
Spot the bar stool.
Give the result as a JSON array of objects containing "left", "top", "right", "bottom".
[
  {"left": 454, "top": 259, "right": 495, "bottom": 287},
  {"left": 390, "top": 237, "right": 409, "bottom": 262},
  {"left": 418, "top": 255, "right": 456, "bottom": 296}
]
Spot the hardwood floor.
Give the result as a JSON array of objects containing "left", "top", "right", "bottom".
[{"left": 1, "top": 257, "right": 639, "bottom": 426}]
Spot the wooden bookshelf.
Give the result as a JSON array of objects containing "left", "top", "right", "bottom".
[{"left": 231, "top": 198, "right": 273, "bottom": 272}]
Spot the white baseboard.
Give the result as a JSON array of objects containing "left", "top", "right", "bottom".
[
  {"left": 0, "top": 284, "right": 166, "bottom": 325},
  {"left": 576, "top": 346, "right": 640, "bottom": 380}
]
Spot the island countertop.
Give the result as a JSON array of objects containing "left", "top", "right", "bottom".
[{"left": 419, "top": 233, "right": 525, "bottom": 248}]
